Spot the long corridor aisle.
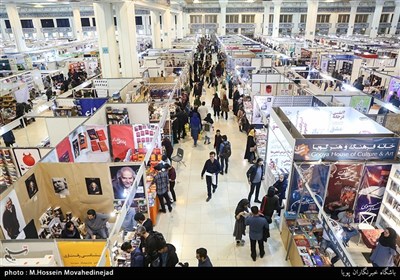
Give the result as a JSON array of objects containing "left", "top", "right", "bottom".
[{"left": 154, "top": 86, "right": 290, "bottom": 267}]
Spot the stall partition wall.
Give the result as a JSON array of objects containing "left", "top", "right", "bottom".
[
  {"left": 92, "top": 78, "right": 132, "bottom": 100},
  {"left": 251, "top": 74, "right": 293, "bottom": 96},
  {"left": 45, "top": 117, "right": 88, "bottom": 147}
]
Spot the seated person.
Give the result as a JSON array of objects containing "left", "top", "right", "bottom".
[
  {"left": 61, "top": 221, "right": 81, "bottom": 239},
  {"left": 84, "top": 209, "right": 110, "bottom": 239},
  {"left": 337, "top": 210, "right": 358, "bottom": 247}
]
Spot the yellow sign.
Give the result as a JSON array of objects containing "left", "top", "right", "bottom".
[{"left": 57, "top": 241, "right": 110, "bottom": 267}]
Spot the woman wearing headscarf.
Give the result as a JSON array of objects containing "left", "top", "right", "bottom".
[
  {"left": 244, "top": 125, "right": 256, "bottom": 163},
  {"left": 370, "top": 227, "right": 398, "bottom": 267},
  {"left": 260, "top": 186, "right": 281, "bottom": 224},
  {"left": 202, "top": 113, "right": 214, "bottom": 145},
  {"left": 233, "top": 199, "right": 250, "bottom": 246},
  {"left": 190, "top": 111, "right": 201, "bottom": 147}
]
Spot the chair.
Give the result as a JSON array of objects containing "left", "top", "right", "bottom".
[
  {"left": 357, "top": 211, "right": 377, "bottom": 246},
  {"left": 171, "top": 148, "right": 186, "bottom": 167}
]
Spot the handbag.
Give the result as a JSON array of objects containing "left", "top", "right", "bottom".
[
  {"left": 250, "top": 146, "right": 256, "bottom": 152},
  {"left": 263, "top": 227, "right": 270, "bottom": 242}
]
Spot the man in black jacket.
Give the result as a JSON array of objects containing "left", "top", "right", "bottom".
[
  {"left": 246, "top": 158, "right": 265, "bottom": 203},
  {"left": 156, "top": 242, "right": 179, "bottom": 267},
  {"left": 201, "top": 151, "right": 221, "bottom": 202}
]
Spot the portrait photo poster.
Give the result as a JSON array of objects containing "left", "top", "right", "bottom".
[
  {"left": 0, "top": 190, "right": 26, "bottom": 239},
  {"left": 12, "top": 148, "right": 41, "bottom": 176},
  {"left": 25, "top": 173, "right": 39, "bottom": 199},
  {"left": 85, "top": 177, "right": 103, "bottom": 195}
]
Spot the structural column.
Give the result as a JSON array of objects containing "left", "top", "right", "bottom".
[
  {"left": 182, "top": 12, "right": 188, "bottom": 37},
  {"left": 305, "top": 0, "right": 319, "bottom": 41},
  {"left": 162, "top": 9, "right": 173, "bottom": 48},
  {"left": 177, "top": 11, "right": 184, "bottom": 39},
  {"left": 6, "top": 4, "right": 27, "bottom": 52},
  {"left": 143, "top": 15, "right": 150, "bottom": 36},
  {"left": 389, "top": 0, "right": 400, "bottom": 35},
  {"left": 150, "top": 10, "right": 162, "bottom": 48},
  {"left": 347, "top": 0, "right": 360, "bottom": 36},
  {"left": 0, "top": 20, "right": 10, "bottom": 41},
  {"left": 115, "top": 1, "right": 139, "bottom": 77},
  {"left": 328, "top": 13, "right": 338, "bottom": 35},
  {"left": 72, "top": 5, "right": 83, "bottom": 41},
  {"left": 292, "top": 13, "right": 300, "bottom": 35},
  {"left": 263, "top": 1, "right": 271, "bottom": 35},
  {"left": 254, "top": 13, "right": 263, "bottom": 36},
  {"left": 370, "top": 0, "right": 385, "bottom": 38},
  {"left": 219, "top": 0, "right": 227, "bottom": 36},
  {"left": 32, "top": 18, "right": 44, "bottom": 40},
  {"left": 93, "top": 3, "right": 120, "bottom": 78},
  {"left": 272, "top": 0, "right": 282, "bottom": 38}
]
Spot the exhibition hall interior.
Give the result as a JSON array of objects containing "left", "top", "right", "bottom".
[{"left": 0, "top": 0, "right": 400, "bottom": 268}]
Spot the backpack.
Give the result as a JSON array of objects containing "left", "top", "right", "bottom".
[
  {"left": 204, "top": 122, "right": 211, "bottom": 132},
  {"left": 221, "top": 141, "right": 231, "bottom": 158}
]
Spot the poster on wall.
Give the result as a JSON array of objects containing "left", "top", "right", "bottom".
[
  {"left": 299, "top": 164, "right": 331, "bottom": 206},
  {"left": 55, "top": 137, "right": 74, "bottom": 163},
  {"left": 323, "top": 163, "right": 364, "bottom": 216},
  {"left": 109, "top": 165, "right": 143, "bottom": 200},
  {"left": 77, "top": 98, "right": 108, "bottom": 116},
  {"left": 133, "top": 124, "right": 161, "bottom": 152},
  {"left": 57, "top": 241, "right": 110, "bottom": 266},
  {"left": 52, "top": 177, "right": 69, "bottom": 197},
  {"left": 1, "top": 190, "right": 27, "bottom": 239},
  {"left": 349, "top": 96, "right": 372, "bottom": 114},
  {"left": 287, "top": 168, "right": 321, "bottom": 213},
  {"left": 267, "top": 120, "right": 292, "bottom": 175},
  {"left": 25, "top": 173, "right": 39, "bottom": 199},
  {"left": 85, "top": 177, "right": 103, "bottom": 195},
  {"left": 354, "top": 164, "right": 391, "bottom": 222},
  {"left": 12, "top": 148, "right": 42, "bottom": 176},
  {"left": 85, "top": 125, "right": 109, "bottom": 154},
  {"left": 109, "top": 125, "right": 134, "bottom": 161},
  {"left": 253, "top": 96, "right": 274, "bottom": 125}
]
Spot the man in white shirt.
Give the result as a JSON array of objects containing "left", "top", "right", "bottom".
[{"left": 198, "top": 101, "right": 208, "bottom": 121}]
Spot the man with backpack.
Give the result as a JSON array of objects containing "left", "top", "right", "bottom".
[
  {"left": 219, "top": 135, "right": 231, "bottom": 175},
  {"left": 136, "top": 225, "right": 166, "bottom": 267}
]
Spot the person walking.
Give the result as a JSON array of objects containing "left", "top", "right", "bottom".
[
  {"left": 246, "top": 158, "right": 265, "bottom": 204},
  {"left": 189, "top": 111, "right": 201, "bottom": 147},
  {"left": 233, "top": 199, "right": 250, "bottom": 246},
  {"left": 152, "top": 164, "right": 172, "bottom": 213},
  {"left": 370, "top": 227, "right": 398, "bottom": 267},
  {"left": 213, "top": 129, "right": 223, "bottom": 159},
  {"left": 220, "top": 94, "right": 229, "bottom": 120},
  {"left": 244, "top": 126, "right": 256, "bottom": 163},
  {"left": 219, "top": 135, "right": 231, "bottom": 175},
  {"left": 245, "top": 206, "right": 269, "bottom": 261},
  {"left": 201, "top": 151, "right": 221, "bottom": 202},
  {"left": 202, "top": 113, "right": 214, "bottom": 145},
  {"left": 2, "top": 130, "right": 15, "bottom": 147},
  {"left": 211, "top": 93, "right": 221, "bottom": 118}
]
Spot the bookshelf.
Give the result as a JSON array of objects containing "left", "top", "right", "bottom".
[
  {"left": 0, "top": 149, "right": 19, "bottom": 194},
  {"left": 106, "top": 107, "right": 130, "bottom": 124}
]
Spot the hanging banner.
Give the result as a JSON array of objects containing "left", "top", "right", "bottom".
[
  {"left": 57, "top": 241, "right": 110, "bottom": 266},
  {"left": 56, "top": 137, "right": 74, "bottom": 163},
  {"left": 109, "top": 125, "right": 134, "bottom": 161},
  {"left": 294, "top": 138, "right": 400, "bottom": 161},
  {"left": 323, "top": 163, "right": 364, "bottom": 214},
  {"left": 78, "top": 98, "right": 108, "bottom": 116},
  {"left": 349, "top": 96, "right": 372, "bottom": 114},
  {"left": 354, "top": 164, "right": 392, "bottom": 222}
]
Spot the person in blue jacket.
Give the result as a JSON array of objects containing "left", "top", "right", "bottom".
[{"left": 370, "top": 227, "right": 398, "bottom": 267}]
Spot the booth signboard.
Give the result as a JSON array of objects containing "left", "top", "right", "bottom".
[
  {"left": 294, "top": 138, "right": 400, "bottom": 161},
  {"left": 354, "top": 164, "right": 392, "bottom": 222},
  {"left": 349, "top": 96, "right": 372, "bottom": 114},
  {"left": 324, "top": 163, "right": 364, "bottom": 213},
  {"left": 57, "top": 241, "right": 110, "bottom": 266},
  {"left": 78, "top": 98, "right": 108, "bottom": 117}
]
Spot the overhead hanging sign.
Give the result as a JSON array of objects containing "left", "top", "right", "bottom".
[{"left": 294, "top": 138, "right": 400, "bottom": 161}]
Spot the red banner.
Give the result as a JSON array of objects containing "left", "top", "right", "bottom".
[
  {"left": 323, "top": 163, "right": 364, "bottom": 214},
  {"left": 56, "top": 137, "right": 74, "bottom": 163},
  {"left": 109, "top": 125, "right": 134, "bottom": 161}
]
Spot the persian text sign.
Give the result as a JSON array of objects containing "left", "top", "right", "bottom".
[{"left": 294, "top": 138, "right": 400, "bottom": 161}]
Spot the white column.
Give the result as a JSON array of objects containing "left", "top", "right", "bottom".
[
  {"left": 151, "top": 10, "right": 162, "bottom": 48},
  {"left": 182, "top": 12, "right": 188, "bottom": 37},
  {"left": 0, "top": 20, "right": 10, "bottom": 41},
  {"left": 115, "top": 2, "right": 139, "bottom": 77},
  {"left": 292, "top": 13, "right": 300, "bottom": 35},
  {"left": 72, "top": 5, "right": 83, "bottom": 41},
  {"left": 370, "top": 0, "right": 385, "bottom": 38},
  {"left": 93, "top": 3, "right": 120, "bottom": 78},
  {"left": 347, "top": 0, "right": 360, "bottom": 36},
  {"left": 329, "top": 13, "right": 338, "bottom": 35},
  {"left": 142, "top": 15, "right": 149, "bottom": 36},
  {"left": 177, "top": 11, "right": 183, "bottom": 39},
  {"left": 238, "top": 12, "right": 242, "bottom": 35},
  {"left": 219, "top": 0, "right": 227, "bottom": 36},
  {"left": 263, "top": 2, "right": 271, "bottom": 35},
  {"left": 305, "top": 0, "right": 319, "bottom": 41},
  {"left": 171, "top": 13, "right": 177, "bottom": 40},
  {"left": 254, "top": 13, "right": 263, "bottom": 36},
  {"left": 272, "top": 0, "right": 282, "bottom": 38},
  {"left": 6, "top": 4, "right": 27, "bottom": 52},
  {"left": 389, "top": 0, "right": 400, "bottom": 35},
  {"left": 32, "top": 18, "right": 44, "bottom": 40},
  {"left": 394, "top": 49, "right": 400, "bottom": 77},
  {"left": 162, "top": 9, "right": 173, "bottom": 48}
]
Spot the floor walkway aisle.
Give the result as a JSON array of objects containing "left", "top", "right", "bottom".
[{"left": 154, "top": 82, "right": 290, "bottom": 267}]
